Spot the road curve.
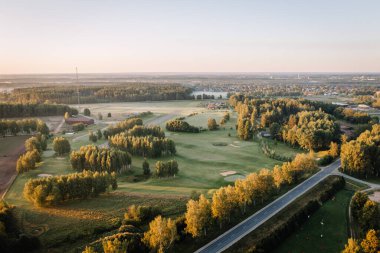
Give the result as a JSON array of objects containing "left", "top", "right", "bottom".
[{"left": 195, "top": 159, "right": 342, "bottom": 253}]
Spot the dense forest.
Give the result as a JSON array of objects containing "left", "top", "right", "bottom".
[
  {"left": 0, "top": 103, "right": 77, "bottom": 119},
  {"left": 1, "top": 83, "right": 193, "bottom": 104}
]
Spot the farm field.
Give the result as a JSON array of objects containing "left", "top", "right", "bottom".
[{"left": 4, "top": 100, "right": 302, "bottom": 251}]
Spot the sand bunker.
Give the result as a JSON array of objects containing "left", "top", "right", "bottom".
[
  {"left": 229, "top": 144, "right": 240, "bottom": 148},
  {"left": 224, "top": 174, "right": 245, "bottom": 182},
  {"left": 369, "top": 191, "right": 380, "bottom": 203},
  {"left": 220, "top": 170, "right": 237, "bottom": 176},
  {"left": 38, "top": 174, "right": 52, "bottom": 178}
]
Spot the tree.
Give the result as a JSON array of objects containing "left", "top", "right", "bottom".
[
  {"left": 207, "top": 118, "right": 218, "bottom": 130},
  {"left": 107, "top": 112, "right": 112, "bottom": 118},
  {"left": 53, "top": 137, "right": 71, "bottom": 155},
  {"left": 342, "top": 238, "right": 361, "bottom": 253},
  {"left": 142, "top": 159, "right": 150, "bottom": 175},
  {"left": 351, "top": 192, "right": 369, "bottom": 219},
  {"left": 211, "top": 187, "right": 234, "bottom": 227},
  {"left": 185, "top": 194, "right": 211, "bottom": 237},
  {"left": 89, "top": 131, "right": 98, "bottom": 142},
  {"left": 359, "top": 200, "right": 380, "bottom": 231},
  {"left": 84, "top": 108, "right": 91, "bottom": 116},
  {"left": 96, "top": 129, "right": 102, "bottom": 140},
  {"left": 329, "top": 141, "right": 339, "bottom": 158},
  {"left": 64, "top": 112, "right": 71, "bottom": 120},
  {"left": 361, "top": 229, "right": 379, "bottom": 253},
  {"left": 269, "top": 122, "right": 281, "bottom": 140},
  {"left": 82, "top": 246, "right": 97, "bottom": 253},
  {"left": 143, "top": 216, "right": 177, "bottom": 253}
]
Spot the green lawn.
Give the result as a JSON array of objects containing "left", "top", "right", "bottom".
[{"left": 273, "top": 189, "right": 354, "bottom": 253}]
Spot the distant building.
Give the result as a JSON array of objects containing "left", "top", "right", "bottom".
[{"left": 65, "top": 115, "right": 94, "bottom": 125}]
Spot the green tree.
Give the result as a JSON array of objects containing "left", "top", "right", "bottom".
[
  {"left": 96, "top": 129, "right": 102, "bottom": 140},
  {"left": 269, "top": 122, "right": 281, "bottom": 140},
  {"left": 84, "top": 108, "right": 91, "bottom": 116},
  {"left": 142, "top": 159, "right": 150, "bottom": 175}
]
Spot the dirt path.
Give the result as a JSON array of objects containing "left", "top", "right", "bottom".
[
  {"left": 145, "top": 110, "right": 180, "bottom": 126},
  {"left": 54, "top": 118, "right": 65, "bottom": 134},
  {"left": 0, "top": 137, "right": 27, "bottom": 199}
]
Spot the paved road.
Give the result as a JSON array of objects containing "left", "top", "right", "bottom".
[{"left": 195, "top": 159, "right": 342, "bottom": 253}]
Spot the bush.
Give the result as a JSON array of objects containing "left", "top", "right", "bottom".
[
  {"left": 318, "top": 154, "right": 334, "bottom": 166},
  {"left": 84, "top": 108, "right": 91, "bottom": 116},
  {"left": 72, "top": 123, "right": 85, "bottom": 132}
]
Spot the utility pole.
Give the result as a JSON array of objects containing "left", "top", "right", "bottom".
[{"left": 76, "top": 67, "right": 80, "bottom": 112}]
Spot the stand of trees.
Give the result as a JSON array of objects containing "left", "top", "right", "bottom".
[
  {"left": 109, "top": 134, "right": 176, "bottom": 158},
  {"left": 342, "top": 192, "right": 380, "bottom": 253},
  {"left": 4, "top": 84, "right": 192, "bottom": 104},
  {"left": 126, "top": 125, "right": 165, "bottom": 138},
  {"left": 143, "top": 216, "right": 177, "bottom": 253},
  {"left": 334, "top": 108, "right": 372, "bottom": 124},
  {"left": 53, "top": 137, "right": 71, "bottom": 155},
  {"left": 23, "top": 170, "right": 117, "bottom": 207},
  {"left": 0, "top": 103, "right": 77, "bottom": 118},
  {"left": 184, "top": 153, "right": 318, "bottom": 237},
  {"left": 103, "top": 118, "right": 143, "bottom": 138},
  {"left": 16, "top": 134, "right": 47, "bottom": 173},
  {"left": 155, "top": 160, "right": 179, "bottom": 177},
  {"left": 166, "top": 120, "right": 200, "bottom": 133},
  {"left": 0, "top": 119, "right": 49, "bottom": 136},
  {"left": 341, "top": 124, "right": 380, "bottom": 178},
  {"left": 70, "top": 145, "right": 131, "bottom": 173},
  {"left": 281, "top": 110, "right": 340, "bottom": 151}
]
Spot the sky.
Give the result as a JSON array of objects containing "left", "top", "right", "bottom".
[{"left": 1, "top": 0, "right": 379, "bottom": 74}]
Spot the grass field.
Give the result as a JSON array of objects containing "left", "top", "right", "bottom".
[
  {"left": 271, "top": 180, "right": 365, "bottom": 253},
  {"left": 4, "top": 100, "right": 302, "bottom": 251}
]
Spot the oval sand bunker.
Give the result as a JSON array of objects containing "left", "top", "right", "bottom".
[{"left": 224, "top": 174, "right": 245, "bottom": 182}]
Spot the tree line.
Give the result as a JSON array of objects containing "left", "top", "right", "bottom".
[
  {"left": 3, "top": 83, "right": 192, "bottom": 104},
  {"left": 0, "top": 118, "right": 49, "bottom": 137},
  {"left": 0, "top": 102, "right": 78, "bottom": 119},
  {"left": 103, "top": 118, "right": 143, "bottom": 138},
  {"left": 341, "top": 124, "right": 380, "bottom": 178},
  {"left": 334, "top": 107, "right": 372, "bottom": 124},
  {"left": 185, "top": 153, "right": 318, "bottom": 238},
  {"left": 70, "top": 145, "right": 131, "bottom": 173},
  {"left": 108, "top": 134, "right": 176, "bottom": 158},
  {"left": 23, "top": 170, "right": 117, "bottom": 207},
  {"left": 165, "top": 119, "right": 200, "bottom": 133}
]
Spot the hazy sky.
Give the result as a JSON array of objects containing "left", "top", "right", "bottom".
[{"left": 1, "top": 0, "right": 379, "bottom": 74}]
